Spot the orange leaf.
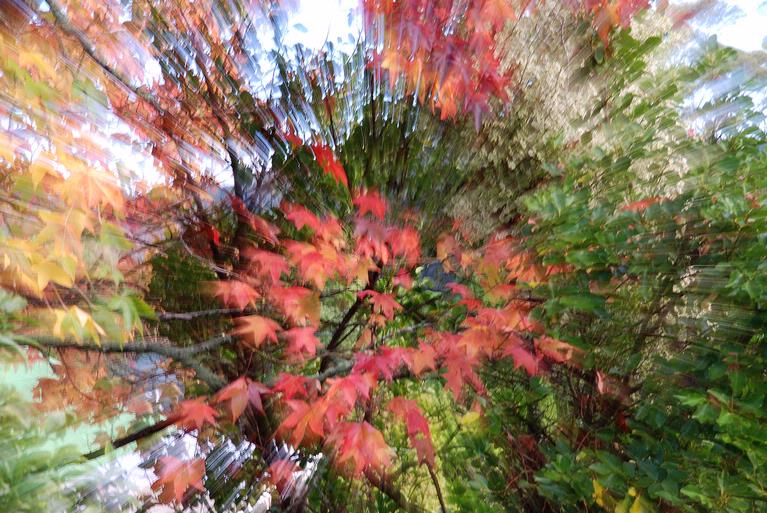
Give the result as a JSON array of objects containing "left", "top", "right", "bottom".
[
  {"left": 174, "top": 398, "right": 218, "bottom": 431},
  {"left": 440, "top": 346, "right": 485, "bottom": 400},
  {"left": 126, "top": 396, "right": 153, "bottom": 415},
  {"left": 152, "top": 456, "right": 206, "bottom": 503},
  {"left": 272, "top": 373, "right": 317, "bottom": 400},
  {"left": 620, "top": 196, "right": 661, "bottom": 213},
  {"left": 408, "top": 342, "right": 437, "bottom": 376},
  {"left": 270, "top": 286, "right": 321, "bottom": 326},
  {"left": 278, "top": 399, "right": 327, "bottom": 446},
  {"left": 353, "top": 347, "right": 410, "bottom": 381},
  {"left": 282, "top": 202, "right": 323, "bottom": 232},
  {"left": 328, "top": 421, "right": 393, "bottom": 477},
  {"left": 232, "top": 315, "right": 282, "bottom": 348},
  {"left": 502, "top": 344, "right": 541, "bottom": 376},
  {"left": 357, "top": 290, "right": 402, "bottom": 320},
  {"left": 283, "top": 326, "right": 322, "bottom": 361},
  {"left": 386, "top": 227, "right": 420, "bottom": 267},
  {"left": 208, "top": 280, "right": 260, "bottom": 310},
  {"left": 535, "top": 336, "right": 584, "bottom": 367},
  {"left": 230, "top": 195, "right": 280, "bottom": 244},
  {"left": 214, "top": 377, "right": 270, "bottom": 421},
  {"left": 243, "top": 248, "right": 289, "bottom": 284}
]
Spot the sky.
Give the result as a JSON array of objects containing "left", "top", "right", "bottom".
[{"left": 692, "top": 0, "right": 767, "bottom": 52}]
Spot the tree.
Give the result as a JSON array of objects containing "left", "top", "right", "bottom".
[
  {"left": 6, "top": 1, "right": 764, "bottom": 513},
  {"left": 446, "top": 15, "right": 767, "bottom": 513}
]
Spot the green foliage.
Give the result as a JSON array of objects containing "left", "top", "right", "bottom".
[
  {"left": 0, "top": 385, "right": 82, "bottom": 512},
  {"left": 513, "top": 32, "right": 767, "bottom": 513}
]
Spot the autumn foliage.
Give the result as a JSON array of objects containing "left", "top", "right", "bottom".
[{"left": 0, "top": 0, "right": 662, "bottom": 511}]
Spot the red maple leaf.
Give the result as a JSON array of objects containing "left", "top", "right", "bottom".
[
  {"left": 250, "top": 215, "right": 281, "bottom": 246},
  {"left": 326, "top": 373, "right": 377, "bottom": 408},
  {"left": 388, "top": 397, "right": 435, "bottom": 465},
  {"left": 208, "top": 280, "right": 260, "bottom": 310},
  {"left": 283, "top": 327, "right": 322, "bottom": 361},
  {"left": 323, "top": 373, "right": 377, "bottom": 428},
  {"left": 446, "top": 282, "right": 474, "bottom": 299},
  {"left": 283, "top": 129, "right": 303, "bottom": 148},
  {"left": 353, "top": 347, "right": 410, "bottom": 381},
  {"left": 354, "top": 217, "right": 390, "bottom": 265},
  {"left": 440, "top": 346, "right": 485, "bottom": 400},
  {"left": 315, "top": 215, "right": 345, "bottom": 244},
  {"left": 407, "top": 342, "right": 437, "bottom": 376},
  {"left": 459, "top": 326, "right": 504, "bottom": 359},
  {"left": 174, "top": 398, "right": 218, "bottom": 431},
  {"left": 272, "top": 373, "right": 318, "bottom": 400},
  {"left": 282, "top": 201, "right": 323, "bottom": 232},
  {"left": 152, "top": 456, "right": 206, "bottom": 503},
  {"left": 386, "top": 227, "right": 421, "bottom": 267},
  {"left": 310, "top": 143, "right": 348, "bottom": 188},
  {"left": 353, "top": 189, "right": 387, "bottom": 220},
  {"left": 243, "top": 248, "right": 289, "bottom": 284},
  {"left": 278, "top": 399, "right": 327, "bottom": 446},
  {"left": 284, "top": 240, "right": 336, "bottom": 290},
  {"left": 502, "top": 344, "right": 541, "bottom": 376},
  {"left": 199, "top": 222, "right": 220, "bottom": 246},
  {"left": 446, "top": 282, "right": 483, "bottom": 310},
  {"left": 213, "top": 377, "right": 270, "bottom": 421},
  {"left": 358, "top": 290, "right": 402, "bottom": 320},
  {"left": 486, "top": 283, "right": 516, "bottom": 303},
  {"left": 269, "top": 286, "right": 321, "bottom": 326},
  {"left": 327, "top": 421, "right": 393, "bottom": 477},
  {"left": 232, "top": 315, "right": 282, "bottom": 348}
]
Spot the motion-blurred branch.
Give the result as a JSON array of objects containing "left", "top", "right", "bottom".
[{"left": 21, "top": 335, "right": 230, "bottom": 388}]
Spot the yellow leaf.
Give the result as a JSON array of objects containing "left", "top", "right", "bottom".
[
  {"left": 33, "top": 259, "right": 74, "bottom": 291},
  {"left": 52, "top": 306, "right": 105, "bottom": 343},
  {"left": 615, "top": 496, "right": 631, "bottom": 513},
  {"left": 629, "top": 496, "right": 651, "bottom": 513},
  {"left": 29, "top": 160, "right": 52, "bottom": 189},
  {"left": 459, "top": 411, "right": 481, "bottom": 427},
  {"left": 37, "top": 208, "right": 94, "bottom": 256},
  {"left": 593, "top": 479, "right": 606, "bottom": 508}
]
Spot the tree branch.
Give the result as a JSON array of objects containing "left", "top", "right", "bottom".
[
  {"left": 83, "top": 415, "right": 179, "bottom": 460},
  {"left": 22, "top": 336, "right": 229, "bottom": 389},
  {"left": 426, "top": 464, "right": 448, "bottom": 513},
  {"left": 319, "top": 271, "right": 379, "bottom": 372},
  {"left": 157, "top": 308, "right": 244, "bottom": 321}
]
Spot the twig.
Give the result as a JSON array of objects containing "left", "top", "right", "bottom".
[{"left": 427, "top": 464, "right": 448, "bottom": 513}]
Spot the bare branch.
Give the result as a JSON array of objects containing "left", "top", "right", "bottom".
[
  {"left": 427, "top": 464, "right": 448, "bottom": 513},
  {"left": 21, "top": 336, "right": 229, "bottom": 389},
  {"left": 157, "top": 308, "right": 243, "bottom": 321}
]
